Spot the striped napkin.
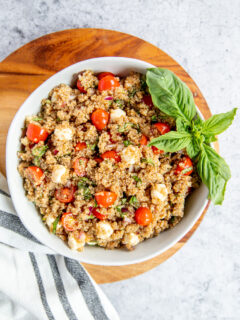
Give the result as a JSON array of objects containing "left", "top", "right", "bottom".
[{"left": 0, "top": 173, "right": 119, "bottom": 320}]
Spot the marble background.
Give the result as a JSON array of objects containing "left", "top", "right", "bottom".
[{"left": 1, "top": 0, "right": 240, "bottom": 319}]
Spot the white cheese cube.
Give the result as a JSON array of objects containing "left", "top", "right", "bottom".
[
  {"left": 121, "top": 145, "right": 141, "bottom": 165},
  {"left": 151, "top": 183, "right": 168, "bottom": 204},
  {"left": 96, "top": 221, "right": 113, "bottom": 239},
  {"left": 110, "top": 108, "right": 126, "bottom": 122},
  {"left": 54, "top": 127, "right": 73, "bottom": 141},
  {"left": 68, "top": 232, "right": 86, "bottom": 251},
  {"left": 129, "top": 233, "right": 140, "bottom": 246},
  {"left": 51, "top": 165, "right": 68, "bottom": 184}
]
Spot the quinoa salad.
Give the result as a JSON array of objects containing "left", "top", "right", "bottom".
[{"left": 18, "top": 70, "right": 200, "bottom": 251}]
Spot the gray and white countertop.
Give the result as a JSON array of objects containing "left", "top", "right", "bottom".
[{"left": 1, "top": 0, "right": 240, "bottom": 319}]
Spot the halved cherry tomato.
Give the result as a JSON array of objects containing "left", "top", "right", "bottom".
[
  {"left": 98, "top": 72, "right": 115, "bottom": 80},
  {"left": 101, "top": 150, "right": 121, "bottom": 162},
  {"left": 95, "top": 191, "right": 117, "bottom": 208},
  {"left": 61, "top": 212, "right": 77, "bottom": 231},
  {"left": 135, "top": 207, "right": 152, "bottom": 226},
  {"left": 55, "top": 186, "right": 75, "bottom": 203},
  {"left": 94, "top": 157, "right": 103, "bottom": 163},
  {"left": 91, "top": 109, "right": 109, "bottom": 130},
  {"left": 77, "top": 79, "right": 87, "bottom": 93},
  {"left": 175, "top": 156, "right": 193, "bottom": 176},
  {"left": 154, "top": 122, "right": 171, "bottom": 135},
  {"left": 25, "top": 166, "right": 44, "bottom": 185},
  {"left": 151, "top": 146, "right": 164, "bottom": 155},
  {"left": 98, "top": 75, "right": 120, "bottom": 91},
  {"left": 92, "top": 208, "right": 106, "bottom": 220},
  {"left": 75, "top": 142, "right": 87, "bottom": 152},
  {"left": 142, "top": 95, "right": 153, "bottom": 108},
  {"left": 73, "top": 157, "right": 88, "bottom": 176},
  {"left": 140, "top": 135, "right": 148, "bottom": 146},
  {"left": 26, "top": 123, "right": 48, "bottom": 143}
]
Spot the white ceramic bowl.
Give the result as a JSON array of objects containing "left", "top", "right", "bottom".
[{"left": 6, "top": 57, "right": 208, "bottom": 266}]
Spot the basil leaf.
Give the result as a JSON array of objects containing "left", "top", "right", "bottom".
[
  {"left": 202, "top": 108, "right": 237, "bottom": 136},
  {"left": 32, "top": 145, "right": 48, "bottom": 157},
  {"left": 146, "top": 68, "right": 196, "bottom": 123},
  {"left": 186, "top": 137, "right": 200, "bottom": 158},
  {"left": 148, "top": 131, "right": 191, "bottom": 152},
  {"left": 176, "top": 118, "right": 190, "bottom": 132},
  {"left": 197, "top": 144, "right": 231, "bottom": 205}
]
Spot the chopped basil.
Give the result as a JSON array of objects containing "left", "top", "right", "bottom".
[
  {"left": 33, "top": 157, "right": 41, "bottom": 166},
  {"left": 87, "top": 241, "right": 98, "bottom": 246},
  {"left": 87, "top": 143, "right": 97, "bottom": 151},
  {"left": 128, "top": 88, "right": 137, "bottom": 98},
  {"left": 121, "top": 197, "right": 127, "bottom": 205},
  {"left": 87, "top": 214, "right": 95, "bottom": 220},
  {"left": 32, "top": 145, "right": 48, "bottom": 157},
  {"left": 94, "top": 198, "right": 98, "bottom": 208},
  {"left": 78, "top": 177, "right": 94, "bottom": 201},
  {"left": 131, "top": 123, "right": 141, "bottom": 132},
  {"left": 52, "top": 216, "right": 61, "bottom": 234},
  {"left": 118, "top": 123, "right": 131, "bottom": 133},
  {"left": 129, "top": 196, "right": 139, "bottom": 208},
  {"left": 151, "top": 115, "right": 158, "bottom": 124},
  {"left": 123, "top": 140, "right": 131, "bottom": 147},
  {"left": 32, "top": 116, "right": 43, "bottom": 122},
  {"left": 141, "top": 158, "right": 155, "bottom": 166},
  {"left": 140, "top": 75, "right": 147, "bottom": 92},
  {"left": 114, "top": 99, "right": 124, "bottom": 108},
  {"left": 132, "top": 175, "right": 142, "bottom": 187},
  {"left": 120, "top": 211, "right": 127, "bottom": 218}
]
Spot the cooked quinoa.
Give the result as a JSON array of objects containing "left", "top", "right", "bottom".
[{"left": 18, "top": 70, "right": 200, "bottom": 251}]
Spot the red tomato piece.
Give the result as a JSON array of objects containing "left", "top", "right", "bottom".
[
  {"left": 98, "top": 75, "right": 120, "bottom": 91},
  {"left": 95, "top": 191, "right": 117, "bottom": 208},
  {"left": 98, "top": 72, "right": 115, "bottom": 80},
  {"left": 26, "top": 123, "right": 49, "bottom": 143},
  {"left": 101, "top": 150, "right": 121, "bottom": 162},
  {"left": 142, "top": 95, "right": 153, "bottom": 108},
  {"left": 75, "top": 142, "right": 87, "bottom": 152},
  {"left": 55, "top": 186, "right": 75, "bottom": 203},
  {"left": 25, "top": 166, "right": 44, "bottom": 185},
  {"left": 77, "top": 79, "right": 87, "bottom": 93},
  {"left": 140, "top": 135, "right": 148, "bottom": 146},
  {"left": 61, "top": 212, "right": 77, "bottom": 231},
  {"left": 94, "top": 157, "right": 103, "bottom": 163},
  {"left": 92, "top": 208, "right": 106, "bottom": 220},
  {"left": 73, "top": 157, "right": 88, "bottom": 176},
  {"left": 175, "top": 156, "right": 193, "bottom": 176},
  {"left": 154, "top": 122, "right": 171, "bottom": 135},
  {"left": 91, "top": 109, "right": 109, "bottom": 130},
  {"left": 135, "top": 207, "right": 152, "bottom": 226},
  {"left": 151, "top": 146, "right": 164, "bottom": 155}
]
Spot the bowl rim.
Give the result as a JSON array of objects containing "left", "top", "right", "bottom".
[{"left": 6, "top": 56, "right": 209, "bottom": 266}]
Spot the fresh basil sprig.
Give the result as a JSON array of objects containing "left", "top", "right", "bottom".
[{"left": 146, "top": 68, "right": 237, "bottom": 205}]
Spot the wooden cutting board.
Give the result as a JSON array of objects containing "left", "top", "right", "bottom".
[{"left": 0, "top": 28, "right": 216, "bottom": 284}]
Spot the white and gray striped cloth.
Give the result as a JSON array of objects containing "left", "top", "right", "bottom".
[{"left": 0, "top": 173, "right": 119, "bottom": 320}]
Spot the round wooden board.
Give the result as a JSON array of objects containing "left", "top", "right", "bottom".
[{"left": 0, "top": 29, "right": 216, "bottom": 284}]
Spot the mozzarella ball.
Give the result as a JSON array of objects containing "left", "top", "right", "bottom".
[
  {"left": 68, "top": 231, "right": 86, "bottom": 251},
  {"left": 54, "top": 127, "right": 73, "bottom": 141},
  {"left": 121, "top": 145, "right": 141, "bottom": 165},
  {"left": 51, "top": 165, "right": 68, "bottom": 184},
  {"left": 110, "top": 108, "right": 126, "bottom": 122},
  {"left": 128, "top": 233, "right": 140, "bottom": 246}
]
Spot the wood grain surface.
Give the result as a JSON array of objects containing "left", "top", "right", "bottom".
[{"left": 0, "top": 28, "right": 216, "bottom": 284}]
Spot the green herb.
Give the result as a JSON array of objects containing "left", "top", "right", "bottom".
[
  {"left": 123, "top": 140, "right": 131, "bottom": 147},
  {"left": 146, "top": 67, "right": 237, "bottom": 204},
  {"left": 93, "top": 198, "right": 98, "bottom": 208},
  {"left": 120, "top": 211, "right": 127, "bottom": 218},
  {"left": 45, "top": 99, "right": 51, "bottom": 104},
  {"left": 132, "top": 175, "right": 142, "bottom": 187},
  {"left": 129, "top": 196, "right": 139, "bottom": 208},
  {"left": 78, "top": 177, "right": 92, "bottom": 188},
  {"left": 169, "top": 216, "right": 176, "bottom": 224},
  {"left": 32, "top": 145, "right": 48, "bottom": 157},
  {"left": 56, "top": 117, "right": 61, "bottom": 123},
  {"left": 33, "top": 157, "right": 41, "bottom": 166},
  {"left": 52, "top": 216, "right": 61, "bottom": 234},
  {"left": 131, "top": 123, "right": 141, "bottom": 132},
  {"left": 140, "top": 75, "right": 147, "bottom": 92},
  {"left": 141, "top": 158, "right": 155, "bottom": 166},
  {"left": 87, "top": 241, "right": 98, "bottom": 246},
  {"left": 128, "top": 88, "right": 137, "bottom": 98},
  {"left": 87, "top": 143, "right": 97, "bottom": 151},
  {"left": 87, "top": 214, "right": 95, "bottom": 220},
  {"left": 114, "top": 99, "right": 124, "bottom": 108},
  {"left": 151, "top": 115, "right": 158, "bottom": 124},
  {"left": 121, "top": 197, "right": 127, "bottom": 205},
  {"left": 118, "top": 123, "right": 131, "bottom": 133},
  {"left": 78, "top": 177, "right": 95, "bottom": 200},
  {"left": 83, "top": 188, "right": 92, "bottom": 200},
  {"left": 32, "top": 116, "right": 43, "bottom": 122}
]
